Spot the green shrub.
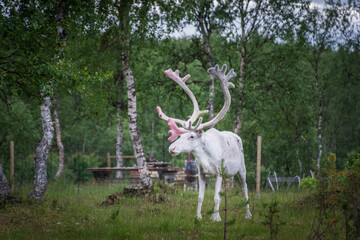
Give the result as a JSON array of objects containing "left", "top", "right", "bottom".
[{"left": 300, "top": 177, "right": 318, "bottom": 189}]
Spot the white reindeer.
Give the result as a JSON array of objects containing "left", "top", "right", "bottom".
[{"left": 157, "top": 64, "right": 252, "bottom": 222}]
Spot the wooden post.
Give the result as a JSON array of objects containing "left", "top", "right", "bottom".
[
  {"left": 107, "top": 152, "right": 111, "bottom": 168},
  {"left": 10, "top": 141, "right": 14, "bottom": 194},
  {"left": 256, "top": 136, "right": 261, "bottom": 199}
]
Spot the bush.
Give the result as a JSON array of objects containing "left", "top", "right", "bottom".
[
  {"left": 300, "top": 177, "right": 317, "bottom": 189},
  {"left": 341, "top": 153, "right": 360, "bottom": 240},
  {"left": 308, "top": 153, "right": 360, "bottom": 240}
]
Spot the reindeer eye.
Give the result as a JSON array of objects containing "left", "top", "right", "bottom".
[{"left": 189, "top": 135, "right": 195, "bottom": 140}]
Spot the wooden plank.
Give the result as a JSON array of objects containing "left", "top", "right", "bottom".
[
  {"left": 86, "top": 167, "right": 183, "bottom": 172},
  {"left": 107, "top": 152, "right": 111, "bottom": 168},
  {"left": 109, "top": 155, "right": 135, "bottom": 159}
]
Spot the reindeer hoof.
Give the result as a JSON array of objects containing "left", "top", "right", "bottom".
[
  {"left": 245, "top": 212, "right": 252, "bottom": 219},
  {"left": 211, "top": 213, "right": 222, "bottom": 222}
]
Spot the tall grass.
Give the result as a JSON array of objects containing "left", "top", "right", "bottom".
[{"left": 0, "top": 181, "right": 342, "bottom": 240}]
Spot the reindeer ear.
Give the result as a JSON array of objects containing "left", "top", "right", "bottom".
[{"left": 197, "top": 129, "right": 204, "bottom": 137}]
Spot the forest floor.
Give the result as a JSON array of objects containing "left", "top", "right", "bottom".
[{"left": 0, "top": 180, "right": 345, "bottom": 240}]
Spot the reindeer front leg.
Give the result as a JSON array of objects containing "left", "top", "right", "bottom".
[
  {"left": 211, "top": 175, "right": 222, "bottom": 222},
  {"left": 197, "top": 167, "right": 206, "bottom": 220}
]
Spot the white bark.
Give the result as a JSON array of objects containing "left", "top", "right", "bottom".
[
  {"left": 315, "top": 60, "right": 323, "bottom": 172},
  {"left": 316, "top": 94, "right": 323, "bottom": 172},
  {"left": 233, "top": 44, "right": 246, "bottom": 135},
  {"left": 0, "top": 164, "right": 10, "bottom": 198},
  {"left": 204, "top": 41, "right": 214, "bottom": 120},
  {"left": 115, "top": 101, "right": 123, "bottom": 179},
  {"left": 296, "top": 148, "right": 303, "bottom": 174},
  {"left": 122, "top": 46, "right": 152, "bottom": 188},
  {"left": 54, "top": 94, "right": 65, "bottom": 180},
  {"left": 54, "top": 0, "right": 66, "bottom": 180},
  {"left": 28, "top": 93, "right": 54, "bottom": 200}
]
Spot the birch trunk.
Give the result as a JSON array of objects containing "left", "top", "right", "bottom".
[
  {"left": 234, "top": 1, "right": 247, "bottom": 135},
  {"left": 233, "top": 44, "right": 246, "bottom": 134},
  {"left": 54, "top": 94, "right": 65, "bottom": 180},
  {"left": 316, "top": 96, "right": 323, "bottom": 171},
  {"left": 54, "top": 0, "right": 66, "bottom": 180},
  {"left": 204, "top": 40, "right": 215, "bottom": 120},
  {"left": 316, "top": 94, "right": 323, "bottom": 172},
  {"left": 116, "top": 101, "right": 123, "bottom": 179},
  {"left": 296, "top": 148, "right": 303, "bottom": 174},
  {"left": 315, "top": 60, "right": 323, "bottom": 172},
  {"left": 0, "top": 164, "right": 10, "bottom": 199},
  {"left": 122, "top": 45, "right": 152, "bottom": 188},
  {"left": 28, "top": 93, "right": 54, "bottom": 200},
  {"left": 197, "top": 8, "right": 214, "bottom": 120}
]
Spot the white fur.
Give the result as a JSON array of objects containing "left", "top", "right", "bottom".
[{"left": 169, "top": 128, "right": 252, "bottom": 221}]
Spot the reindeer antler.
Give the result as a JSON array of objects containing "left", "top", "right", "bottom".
[
  {"left": 157, "top": 69, "right": 208, "bottom": 141},
  {"left": 195, "top": 64, "right": 236, "bottom": 130},
  {"left": 157, "top": 64, "right": 235, "bottom": 141}
]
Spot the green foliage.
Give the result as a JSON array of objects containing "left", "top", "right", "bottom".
[
  {"left": 308, "top": 152, "right": 360, "bottom": 240},
  {"left": 341, "top": 154, "right": 360, "bottom": 240},
  {"left": 220, "top": 159, "right": 229, "bottom": 240},
  {"left": 110, "top": 207, "right": 120, "bottom": 220},
  {"left": 300, "top": 177, "right": 318, "bottom": 190},
  {"left": 260, "top": 199, "right": 285, "bottom": 240},
  {"left": 345, "top": 148, "right": 360, "bottom": 169}
]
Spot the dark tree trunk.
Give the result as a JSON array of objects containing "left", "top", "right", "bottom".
[{"left": 28, "top": 94, "right": 54, "bottom": 201}]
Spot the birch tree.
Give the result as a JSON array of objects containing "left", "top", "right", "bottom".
[
  {"left": 28, "top": 90, "right": 54, "bottom": 200},
  {"left": 182, "top": 0, "right": 232, "bottom": 120},
  {"left": 0, "top": 164, "right": 10, "bottom": 199},
  {"left": 185, "top": 0, "right": 216, "bottom": 119},
  {"left": 115, "top": 71, "right": 124, "bottom": 179},
  {"left": 0, "top": 0, "right": 56, "bottom": 200},
  {"left": 54, "top": 0, "right": 66, "bottom": 180},
  {"left": 99, "top": 0, "right": 157, "bottom": 187},
  {"left": 230, "top": 0, "right": 309, "bottom": 134},
  {"left": 304, "top": 1, "right": 359, "bottom": 172}
]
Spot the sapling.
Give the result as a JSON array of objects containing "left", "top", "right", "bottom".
[
  {"left": 260, "top": 199, "right": 285, "bottom": 240},
  {"left": 219, "top": 159, "right": 228, "bottom": 240}
]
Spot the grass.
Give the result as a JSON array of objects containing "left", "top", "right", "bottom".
[{"left": 0, "top": 180, "right": 341, "bottom": 240}]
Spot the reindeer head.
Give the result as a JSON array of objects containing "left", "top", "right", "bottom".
[{"left": 156, "top": 64, "right": 236, "bottom": 155}]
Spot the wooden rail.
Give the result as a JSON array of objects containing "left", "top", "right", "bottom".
[
  {"left": 86, "top": 165, "right": 182, "bottom": 183},
  {"left": 106, "top": 153, "right": 135, "bottom": 168}
]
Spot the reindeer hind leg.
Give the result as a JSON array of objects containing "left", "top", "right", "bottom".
[{"left": 237, "top": 171, "right": 252, "bottom": 219}]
